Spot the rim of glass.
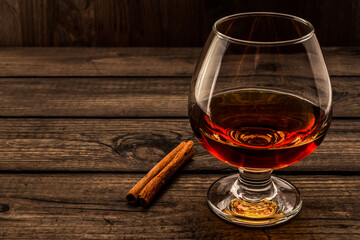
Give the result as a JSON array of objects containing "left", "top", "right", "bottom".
[{"left": 213, "top": 12, "right": 315, "bottom": 46}]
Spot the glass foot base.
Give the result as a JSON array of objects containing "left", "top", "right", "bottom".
[{"left": 207, "top": 173, "right": 302, "bottom": 227}]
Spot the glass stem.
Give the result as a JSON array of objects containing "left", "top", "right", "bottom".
[{"left": 237, "top": 169, "right": 275, "bottom": 201}]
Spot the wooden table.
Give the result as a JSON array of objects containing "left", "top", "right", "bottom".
[{"left": 0, "top": 47, "right": 359, "bottom": 239}]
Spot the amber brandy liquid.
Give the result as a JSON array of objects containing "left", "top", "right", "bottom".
[{"left": 189, "top": 89, "right": 330, "bottom": 170}]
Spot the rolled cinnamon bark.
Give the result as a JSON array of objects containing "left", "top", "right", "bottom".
[
  {"left": 139, "top": 140, "right": 194, "bottom": 207},
  {"left": 126, "top": 141, "right": 188, "bottom": 204}
]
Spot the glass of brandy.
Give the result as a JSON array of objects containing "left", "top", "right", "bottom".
[{"left": 188, "top": 12, "right": 332, "bottom": 227}]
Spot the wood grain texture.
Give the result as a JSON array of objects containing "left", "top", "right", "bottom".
[
  {"left": 0, "top": 118, "right": 358, "bottom": 172},
  {"left": 94, "top": 0, "right": 129, "bottom": 46},
  {"left": 1, "top": 0, "right": 360, "bottom": 46},
  {"left": 18, "top": 0, "right": 55, "bottom": 46},
  {"left": 0, "top": 1, "right": 22, "bottom": 46},
  {"left": 0, "top": 47, "right": 198, "bottom": 77},
  {"left": 54, "top": 0, "right": 95, "bottom": 46},
  {"left": 0, "top": 75, "right": 358, "bottom": 117},
  {"left": 18, "top": 0, "right": 95, "bottom": 46},
  {"left": 0, "top": 77, "right": 189, "bottom": 117},
  {"left": 0, "top": 173, "right": 359, "bottom": 239},
  {"left": 1, "top": 47, "right": 360, "bottom": 77}
]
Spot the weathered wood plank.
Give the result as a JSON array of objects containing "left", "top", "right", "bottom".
[
  {"left": 0, "top": 77, "right": 188, "bottom": 117},
  {"left": 0, "top": 75, "right": 358, "bottom": 117},
  {"left": 0, "top": 174, "right": 359, "bottom": 239},
  {"left": 0, "top": 47, "right": 359, "bottom": 77},
  {"left": 0, "top": 118, "right": 358, "bottom": 172},
  {"left": 0, "top": 47, "right": 198, "bottom": 77}
]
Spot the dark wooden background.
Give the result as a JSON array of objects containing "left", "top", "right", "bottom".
[{"left": 1, "top": 0, "right": 359, "bottom": 47}]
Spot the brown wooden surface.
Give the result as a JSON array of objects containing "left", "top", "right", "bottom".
[
  {"left": 0, "top": 47, "right": 359, "bottom": 239},
  {"left": 1, "top": 0, "right": 360, "bottom": 47},
  {"left": 0, "top": 48, "right": 359, "bottom": 117},
  {"left": 0, "top": 118, "right": 358, "bottom": 172},
  {"left": 1, "top": 47, "right": 360, "bottom": 77},
  {"left": 0, "top": 174, "right": 359, "bottom": 240},
  {"left": 0, "top": 76, "right": 358, "bottom": 118}
]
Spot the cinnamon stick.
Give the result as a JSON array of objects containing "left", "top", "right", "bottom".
[
  {"left": 139, "top": 140, "right": 194, "bottom": 207},
  {"left": 126, "top": 141, "right": 187, "bottom": 204}
]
